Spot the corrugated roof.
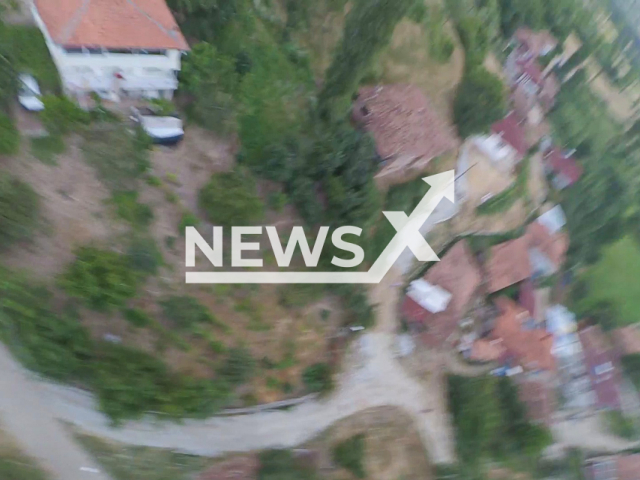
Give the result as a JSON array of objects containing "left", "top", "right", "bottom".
[
  {"left": 352, "top": 84, "right": 457, "bottom": 162},
  {"left": 486, "top": 236, "right": 532, "bottom": 293},
  {"left": 34, "top": 0, "right": 189, "bottom": 50}
]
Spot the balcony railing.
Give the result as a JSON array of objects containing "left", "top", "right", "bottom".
[{"left": 62, "top": 73, "right": 178, "bottom": 92}]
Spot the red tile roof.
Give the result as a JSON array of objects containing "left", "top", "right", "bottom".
[
  {"left": 353, "top": 84, "right": 457, "bottom": 162},
  {"left": 579, "top": 326, "right": 621, "bottom": 410},
  {"left": 491, "top": 113, "right": 527, "bottom": 157},
  {"left": 34, "top": 0, "right": 189, "bottom": 50},
  {"left": 492, "top": 297, "right": 555, "bottom": 371},
  {"left": 519, "top": 279, "right": 536, "bottom": 317},
  {"left": 617, "top": 455, "right": 640, "bottom": 480},
  {"left": 545, "top": 147, "right": 583, "bottom": 185},
  {"left": 525, "top": 221, "right": 569, "bottom": 268},
  {"left": 486, "top": 236, "right": 532, "bottom": 293},
  {"left": 401, "top": 241, "right": 482, "bottom": 348},
  {"left": 520, "top": 60, "right": 544, "bottom": 86}
]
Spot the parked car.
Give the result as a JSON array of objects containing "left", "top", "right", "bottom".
[
  {"left": 17, "top": 74, "right": 44, "bottom": 111},
  {"left": 130, "top": 106, "right": 184, "bottom": 145}
]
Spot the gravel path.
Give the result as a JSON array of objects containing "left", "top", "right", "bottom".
[{"left": 0, "top": 345, "right": 113, "bottom": 480}]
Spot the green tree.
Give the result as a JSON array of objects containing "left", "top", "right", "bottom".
[
  {"left": 318, "top": 0, "right": 416, "bottom": 118},
  {"left": 0, "top": 173, "right": 39, "bottom": 250},
  {"left": 179, "top": 42, "right": 239, "bottom": 133},
  {"left": 198, "top": 169, "right": 264, "bottom": 227},
  {"left": 60, "top": 247, "right": 139, "bottom": 311},
  {"left": 258, "top": 449, "right": 317, "bottom": 480},
  {"left": 302, "top": 362, "right": 333, "bottom": 392},
  {"left": 456, "top": 14, "right": 490, "bottom": 67},
  {"left": 41, "top": 95, "right": 90, "bottom": 135},
  {"left": 453, "top": 67, "right": 506, "bottom": 138},
  {"left": 0, "top": 111, "right": 18, "bottom": 154}
]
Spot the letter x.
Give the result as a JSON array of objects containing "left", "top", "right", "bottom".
[{"left": 383, "top": 211, "right": 438, "bottom": 262}]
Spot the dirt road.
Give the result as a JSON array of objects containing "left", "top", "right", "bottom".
[
  {"left": 31, "top": 269, "right": 455, "bottom": 465},
  {"left": 0, "top": 345, "right": 113, "bottom": 480}
]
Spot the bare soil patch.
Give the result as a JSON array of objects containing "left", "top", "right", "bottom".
[{"left": 306, "top": 406, "right": 433, "bottom": 480}]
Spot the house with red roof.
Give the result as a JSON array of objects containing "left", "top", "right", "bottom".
[
  {"left": 491, "top": 112, "right": 528, "bottom": 161},
  {"left": 31, "top": 0, "right": 189, "bottom": 100},
  {"left": 401, "top": 241, "right": 482, "bottom": 348},
  {"left": 544, "top": 147, "right": 583, "bottom": 189},
  {"left": 579, "top": 326, "right": 622, "bottom": 411},
  {"left": 352, "top": 84, "right": 457, "bottom": 187}
]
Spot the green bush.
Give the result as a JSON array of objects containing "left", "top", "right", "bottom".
[
  {"left": 302, "top": 362, "right": 333, "bottom": 393},
  {"left": 258, "top": 449, "right": 318, "bottom": 480},
  {"left": 82, "top": 125, "right": 150, "bottom": 191},
  {"left": 122, "top": 308, "right": 152, "bottom": 327},
  {"left": 0, "top": 269, "right": 92, "bottom": 381},
  {"left": 60, "top": 247, "right": 139, "bottom": 311},
  {"left": 41, "top": 95, "right": 90, "bottom": 135},
  {"left": 218, "top": 347, "right": 255, "bottom": 386},
  {"left": 2, "top": 25, "right": 61, "bottom": 93},
  {"left": 30, "top": 134, "right": 65, "bottom": 164},
  {"left": 126, "top": 236, "right": 163, "bottom": 276},
  {"left": 453, "top": 66, "right": 506, "bottom": 139},
  {"left": 0, "top": 173, "right": 39, "bottom": 250},
  {"left": 198, "top": 169, "right": 264, "bottom": 227},
  {"left": 110, "top": 191, "right": 154, "bottom": 226},
  {"left": 605, "top": 410, "right": 637, "bottom": 439},
  {"left": 0, "top": 456, "right": 48, "bottom": 480},
  {"left": 178, "top": 211, "right": 200, "bottom": 235},
  {"left": 160, "top": 295, "right": 214, "bottom": 330},
  {"left": 0, "top": 112, "right": 19, "bottom": 155},
  {"left": 332, "top": 434, "right": 366, "bottom": 478}
]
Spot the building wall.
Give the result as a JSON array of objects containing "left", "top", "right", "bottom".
[{"left": 32, "top": 5, "right": 182, "bottom": 98}]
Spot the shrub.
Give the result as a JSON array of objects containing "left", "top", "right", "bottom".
[
  {"left": 30, "top": 134, "right": 65, "bottom": 164},
  {"left": 82, "top": 125, "right": 150, "bottom": 191},
  {"left": 258, "top": 449, "right": 318, "bottom": 480},
  {"left": 160, "top": 295, "right": 213, "bottom": 330},
  {"left": 0, "top": 112, "right": 19, "bottom": 155},
  {"left": 110, "top": 191, "right": 154, "bottom": 227},
  {"left": 178, "top": 211, "right": 200, "bottom": 235},
  {"left": 302, "top": 362, "right": 333, "bottom": 393},
  {"left": 41, "top": 95, "right": 90, "bottom": 135},
  {"left": 0, "top": 173, "right": 39, "bottom": 250},
  {"left": 218, "top": 347, "right": 255, "bottom": 386},
  {"left": 0, "top": 270, "right": 92, "bottom": 381},
  {"left": 122, "top": 308, "right": 152, "bottom": 327},
  {"left": 126, "top": 236, "right": 163, "bottom": 276},
  {"left": 332, "top": 434, "right": 366, "bottom": 478},
  {"left": 453, "top": 66, "right": 506, "bottom": 139},
  {"left": 198, "top": 169, "right": 264, "bottom": 227},
  {"left": 60, "top": 247, "right": 139, "bottom": 311}
]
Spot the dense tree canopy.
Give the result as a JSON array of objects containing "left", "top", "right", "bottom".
[
  {"left": 318, "top": 0, "right": 416, "bottom": 118},
  {"left": 453, "top": 67, "right": 506, "bottom": 138}
]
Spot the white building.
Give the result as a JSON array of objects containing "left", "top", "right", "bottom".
[{"left": 31, "top": 0, "right": 189, "bottom": 101}]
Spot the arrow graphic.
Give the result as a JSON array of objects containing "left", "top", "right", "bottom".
[{"left": 186, "top": 170, "right": 455, "bottom": 284}]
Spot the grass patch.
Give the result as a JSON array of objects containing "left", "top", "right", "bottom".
[
  {"left": 581, "top": 236, "right": 640, "bottom": 326},
  {"left": 605, "top": 410, "right": 637, "bottom": 440},
  {"left": 74, "top": 433, "right": 208, "bottom": 480},
  {"left": 2, "top": 25, "right": 61, "bottom": 93},
  {"left": 476, "top": 156, "right": 530, "bottom": 215},
  {"left": 30, "top": 135, "right": 65, "bottom": 165}
]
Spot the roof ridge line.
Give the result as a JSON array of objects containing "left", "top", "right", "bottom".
[
  {"left": 125, "top": 0, "right": 178, "bottom": 42},
  {"left": 60, "top": 0, "right": 93, "bottom": 45}
]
